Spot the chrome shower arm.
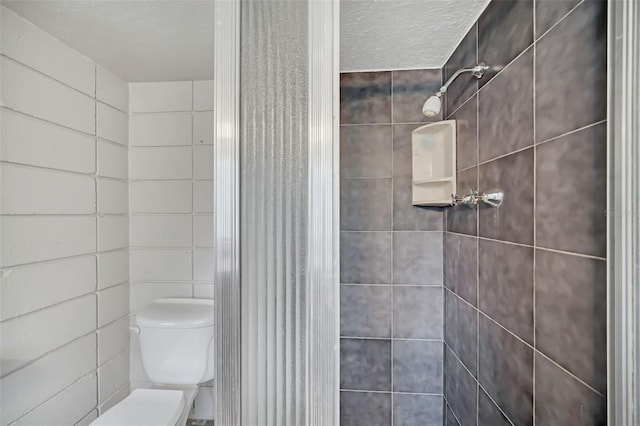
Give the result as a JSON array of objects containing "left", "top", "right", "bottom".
[{"left": 436, "top": 62, "right": 489, "bottom": 96}]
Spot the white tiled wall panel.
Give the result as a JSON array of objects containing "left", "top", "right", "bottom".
[
  {"left": 193, "top": 145, "right": 214, "bottom": 179},
  {"left": 130, "top": 113, "right": 192, "bottom": 146},
  {"left": 127, "top": 79, "right": 215, "bottom": 401},
  {"left": 0, "top": 8, "right": 95, "bottom": 95},
  {"left": 130, "top": 181, "right": 192, "bottom": 213},
  {"left": 99, "top": 383, "right": 129, "bottom": 414},
  {"left": 97, "top": 179, "right": 128, "bottom": 214},
  {"left": 194, "top": 180, "right": 214, "bottom": 213},
  {"left": 98, "top": 216, "right": 129, "bottom": 251},
  {"left": 98, "top": 250, "right": 129, "bottom": 290},
  {"left": 193, "top": 215, "right": 214, "bottom": 247},
  {"left": 97, "top": 66, "right": 128, "bottom": 112},
  {"left": 130, "top": 215, "right": 192, "bottom": 247},
  {"left": 97, "top": 141, "right": 128, "bottom": 180},
  {"left": 0, "top": 56, "right": 95, "bottom": 134},
  {"left": 0, "top": 256, "right": 96, "bottom": 321},
  {"left": 1, "top": 164, "right": 95, "bottom": 214},
  {"left": 128, "top": 81, "right": 215, "bottom": 408},
  {"left": 130, "top": 282, "right": 193, "bottom": 312},
  {"left": 98, "top": 283, "right": 129, "bottom": 327},
  {"left": 97, "top": 102, "right": 129, "bottom": 145},
  {"left": 129, "top": 337, "right": 150, "bottom": 384},
  {"left": 193, "top": 249, "right": 215, "bottom": 282},
  {"left": 0, "top": 334, "right": 97, "bottom": 425},
  {"left": 130, "top": 249, "right": 193, "bottom": 282},
  {"left": 193, "top": 80, "right": 214, "bottom": 111},
  {"left": 76, "top": 410, "right": 99, "bottom": 426},
  {"left": 11, "top": 372, "right": 98, "bottom": 426},
  {"left": 0, "top": 110, "right": 95, "bottom": 174},
  {"left": 0, "top": 9, "right": 129, "bottom": 420},
  {"left": 193, "top": 111, "right": 214, "bottom": 145},
  {"left": 98, "top": 316, "right": 129, "bottom": 366},
  {"left": 129, "top": 81, "right": 192, "bottom": 112},
  {"left": 0, "top": 295, "right": 96, "bottom": 376},
  {"left": 194, "top": 284, "right": 215, "bottom": 299},
  {"left": 98, "top": 350, "right": 130, "bottom": 403},
  {"left": 1, "top": 216, "right": 96, "bottom": 267},
  {"left": 130, "top": 146, "right": 192, "bottom": 180}
]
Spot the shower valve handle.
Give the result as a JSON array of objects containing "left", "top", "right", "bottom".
[{"left": 452, "top": 188, "right": 504, "bottom": 208}]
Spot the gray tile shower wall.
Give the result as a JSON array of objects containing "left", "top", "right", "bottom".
[
  {"left": 443, "top": 1, "right": 607, "bottom": 425},
  {"left": 340, "top": 69, "right": 446, "bottom": 426}
]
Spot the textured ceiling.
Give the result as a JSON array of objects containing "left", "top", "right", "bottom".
[
  {"left": 341, "top": 0, "right": 490, "bottom": 72},
  {"left": 1, "top": 0, "right": 214, "bottom": 82},
  {"left": 2, "top": 0, "right": 489, "bottom": 80}
]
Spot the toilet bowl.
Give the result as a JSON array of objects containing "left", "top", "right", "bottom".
[{"left": 90, "top": 298, "right": 215, "bottom": 426}]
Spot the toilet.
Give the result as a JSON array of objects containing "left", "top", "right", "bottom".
[{"left": 91, "top": 298, "right": 215, "bottom": 426}]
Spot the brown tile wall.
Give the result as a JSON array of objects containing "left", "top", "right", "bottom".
[
  {"left": 443, "top": 1, "right": 608, "bottom": 425},
  {"left": 339, "top": 69, "right": 447, "bottom": 426}
]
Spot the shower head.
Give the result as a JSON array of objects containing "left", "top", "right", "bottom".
[
  {"left": 421, "top": 62, "right": 489, "bottom": 118},
  {"left": 422, "top": 94, "right": 442, "bottom": 118}
]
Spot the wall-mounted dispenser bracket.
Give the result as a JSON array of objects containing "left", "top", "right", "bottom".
[{"left": 452, "top": 188, "right": 504, "bottom": 208}]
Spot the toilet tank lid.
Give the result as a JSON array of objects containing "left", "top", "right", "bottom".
[{"left": 136, "top": 298, "right": 214, "bottom": 328}]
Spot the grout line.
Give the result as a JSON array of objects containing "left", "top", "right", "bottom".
[
  {"left": 340, "top": 283, "right": 442, "bottom": 287},
  {"left": 535, "top": 0, "right": 585, "bottom": 42},
  {"left": 478, "top": 381, "right": 517, "bottom": 426},
  {"left": 479, "top": 310, "right": 606, "bottom": 397},
  {"left": 458, "top": 117, "right": 607, "bottom": 170},
  {"left": 0, "top": 54, "right": 97, "bottom": 101},
  {"left": 98, "top": 382, "right": 130, "bottom": 414},
  {"left": 0, "top": 250, "right": 121, "bottom": 271},
  {"left": 128, "top": 212, "right": 195, "bottom": 217},
  {"left": 0, "top": 106, "right": 96, "bottom": 138},
  {"left": 1, "top": 290, "right": 98, "bottom": 323},
  {"left": 340, "top": 121, "right": 430, "bottom": 127},
  {"left": 535, "top": 349, "right": 607, "bottom": 398},
  {"left": 340, "top": 176, "right": 394, "bottom": 179},
  {"left": 474, "top": 22, "right": 481, "bottom": 422},
  {"left": 1, "top": 212, "right": 124, "bottom": 218},
  {"left": 10, "top": 369, "right": 100, "bottom": 424},
  {"left": 96, "top": 136, "right": 129, "bottom": 149},
  {"left": 447, "top": 42, "right": 535, "bottom": 120},
  {"left": 532, "top": 3, "right": 538, "bottom": 419},
  {"left": 340, "top": 336, "right": 444, "bottom": 342},
  {"left": 93, "top": 69, "right": 101, "bottom": 411},
  {"left": 339, "top": 389, "right": 444, "bottom": 396},
  {"left": 445, "top": 284, "right": 605, "bottom": 399},
  {"left": 0, "top": 329, "right": 98, "bottom": 380},
  {"left": 459, "top": 144, "right": 535, "bottom": 173},
  {"left": 535, "top": 119, "right": 607, "bottom": 146},
  {"left": 191, "top": 85, "right": 196, "bottom": 299},
  {"left": 339, "top": 230, "right": 441, "bottom": 234},
  {"left": 341, "top": 67, "right": 442, "bottom": 74},
  {"left": 444, "top": 341, "right": 472, "bottom": 378},
  {"left": 444, "top": 231, "right": 607, "bottom": 261},
  {"left": 390, "top": 72, "right": 395, "bottom": 425},
  {"left": 129, "top": 109, "right": 196, "bottom": 115},
  {"left": 477, "top": 42, "right": 534, "bottom": 93},
  {"left": 0, "top": 160, "right": 126, "bottom": 181},
  {"left": 129, "top": 178, "right": 217, "bottom": 182},
  {"left": 445, "top": 399, "right": 462, "bottom": 426},
  {"left": 533, "top": 245, "right": 606, "bottom": 261}
]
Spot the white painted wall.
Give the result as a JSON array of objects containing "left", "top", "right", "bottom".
[
  {"left": 0, "top": 6, "right": 129, "bottom": 425},
  {"left": 128, "top": 80, "right": 215, "bottom": 419}
]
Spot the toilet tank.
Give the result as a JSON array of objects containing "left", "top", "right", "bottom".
[{"left": 136, "top": 298, "right": 214, "bottom": 385}]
